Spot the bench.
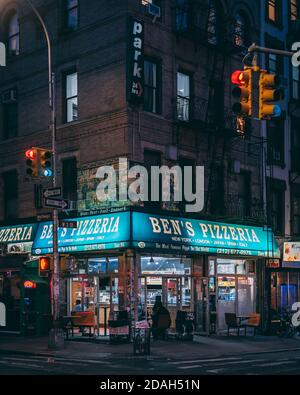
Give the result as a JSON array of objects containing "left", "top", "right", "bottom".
[{"left": 65, "top": 311, "right": 95, "bottom": 337}]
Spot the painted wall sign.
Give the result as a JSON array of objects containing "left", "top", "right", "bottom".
[
  {"left": 132, "top": 212, "right": 280, "bottom": 257},
  {"left": 283, "top": 242, "right": 300, "bottom": 268},
  {"left": 127, "top": 17, "right": 144, "bottom": 103},
  {"left": 32, "top": 212, "right": 131, "bottom": 255},
  {"left": 0, "top": 223, "right": 37, "bottom": 244}
]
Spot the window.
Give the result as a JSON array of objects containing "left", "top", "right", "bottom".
[
  {"left": 3, "top": 102, "right": 18, "bottom": 140},
  {"left": 267, "top": 0, "right": 282, "bottom": 25},
  {"left": 144, "top": 60, "right": 160, "bottom": 113},
  {"left": 290, "top": 0, "right": 299, "bottom": 20},
  {"left": 144, "top": 150, "right": 161, "bottom": 209},
  {"left": 265, "top": 36, "right": 284, "bottom": 75},
  {"left": 7, "top": 12, "right": 19, "bottom": 55},
  {"left": 175, "top": 0, "right": 189, "bottom": 32},
  {"left": 207, "top": 1, "right": 218, "bottom": 44},
  {"left": 292, "top": 117, "right": 300, "bottom": 172},
  {"left": 3, "top": 170, "right": 18, "bottom": 220},
  {"left": 267, "top": 117, "right": 284, "bottom": 165},
  {"left": 177, "top": 72, "right": 190, "bottom": 121},
  {"left": 238, "top": 171, "right": 251, "bottom": 217},
  {"left": 62, "top": 157, "right": 77, "bottom": 201},
  {"left": 292, "top": 189, "right": 300, "bottom": 235},
  {"left": 65, "top": 72, "right": 78, "bottom": 122},
  {"left": 234, "top": 12, "right": 248, "bottom": 48},
  {"left": 64, "top": 0, "right": 79, "bottom": 30},
  {"left": 292, "top": 65, "right": 300, "bottom": 100},
  {"left": 267, "top": 179, "right": 285, "bottom": 234}
]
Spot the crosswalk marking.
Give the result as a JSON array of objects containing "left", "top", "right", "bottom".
[
  {"left": 255, "top": 361, "right": 296, "bottom": 367},
  {"left": 179, "top": 365, "right": 203, "bottom": 369},
  {"left": 169, "top": 357, "right": 241, "bottom": 365}
]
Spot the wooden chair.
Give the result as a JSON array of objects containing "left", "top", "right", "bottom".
[
  {"left": 225, "top": 313, "right": 241, "bottom": 336},
  {"left": 71, "top": 311, "right": 95, "bottom": 336},
  {"left": 241, "top": 313, "right": 260, "bottom": 336}
]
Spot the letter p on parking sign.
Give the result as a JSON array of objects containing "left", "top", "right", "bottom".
[{"left": 0, "top": 42, "right": 6, "bottom": 66}]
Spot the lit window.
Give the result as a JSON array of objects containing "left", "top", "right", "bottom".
[
  {"left": 207, "top": 1, "right": 217, "bottom": 45},
  {"left": 65, "top": 72, "right": 78, "bottom": 122},
  {"left": 7, "top": 12, "right": 19, "bottom": 55},
  {"left": 65, "top": 0, "right": 78, "bottom": 30},
  {"left": 177, "top": 72, "right": 190, "bottom": 121},
  {"left": 291, "top": 0, "right": 298, "bottom": 20},
  {"left": 267, "top": 0, "right": 281, "bottom": 24}
]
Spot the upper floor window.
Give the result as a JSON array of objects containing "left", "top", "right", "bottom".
[
  {"left": 64, "top": 0, "right": 79, "bottom": 30},
  {"left": 267, "top": 0, "right": 282, "bottom": 25},
  {"left": 2, "top": 91, "right": 18, "bottom": 140},
  {"left": 144, "top": 59, "right": 160, "bottom": 114},
  {"left": 265, "top": 36, "right": 284, "bottom": 75},
  {"left": 290, "top": 0, "right": 299, "bottom": 20},
  {"left": 3, "top": 170, "right": 18, "bottom": 220},
  {"left": 62, "top": 157, "right": 77, "bottom": 201},
  {"left": 7, "top": 11, "right": 19, "bottom": 55},
  {"left": 207, "top": 1, "right": 218, "bottom": 45},
  {"left": 291, "top": 117, "right": 300, "bottom": 172},
  {"left": 175, "top": 0, "right": 189, "bottom": 32},
  {"left": 65, "top": 71, "right": 78, "bottom": 122},
  {"left": 234, "top": 12, "right": 248, "bottom": 48},
  {"left": 267, "top": 117, "right": 285, "bottom": 165},
  {"left": 177, "top": 72, "right": 190, "bottom": 122}
]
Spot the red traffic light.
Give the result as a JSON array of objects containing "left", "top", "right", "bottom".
[
  {"left": 231, "top": 70, "right": 248, "bottom": 86},
  {"left": 25, "top": 149, "right": 36, "bottom": 159}
]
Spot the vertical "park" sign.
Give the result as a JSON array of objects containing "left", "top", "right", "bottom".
[{"left": 127, "top": 18, "right": 144, "bottom": 103}]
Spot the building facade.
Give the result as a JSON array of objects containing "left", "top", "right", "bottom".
[{"left": 0, "top": 0, "right": 281, "bottom": 336}]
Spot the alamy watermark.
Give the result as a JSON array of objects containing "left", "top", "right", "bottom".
[{"left": 95, "top": 158, "right": 204, "bottom": 213}]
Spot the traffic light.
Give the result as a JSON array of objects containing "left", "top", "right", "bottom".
[
  {"left": 231, "top": 67, "right": 253, "bottom": 117},
  {"left": 39, "top": 149, "right": 53, "bottom": 177},
  {"left": 25, "top": 149, "right": 38, "bottom": 177},
  {"left": 259, "top": 71, "right": 282, "bottom": 120},
  {"left": 39, "top": 256, "right": 50, "bottom": 277}
]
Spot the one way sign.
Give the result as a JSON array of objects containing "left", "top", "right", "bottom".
[{"left": 44, "top": 198, "right": 70, "bottom": 210}]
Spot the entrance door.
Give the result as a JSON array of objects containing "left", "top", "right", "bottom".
[{"left": 217, "top": 275, "right": 236, "bottom": 331}]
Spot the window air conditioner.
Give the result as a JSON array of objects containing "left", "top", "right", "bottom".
[
  {"left": 2, "top": 89, "right": 17, "bottom": 104},
  {"left": 145, "top": 2, "right": 161, "bottom": 18}
]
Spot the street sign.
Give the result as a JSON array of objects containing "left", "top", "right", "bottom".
[
  {"left": 44, "top": 198, "right": 70, "bottom": 210},
  {"left": 59, "top": 220, "right": 77, "bottom": 229},
  {"left": 43, "top": 187, "right": 62, "bottom": 198}
]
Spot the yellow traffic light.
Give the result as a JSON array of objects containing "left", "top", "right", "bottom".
[
  {"left": 231, "top": 67, "right": 253, "bottom": 117},
  {"left": 38, "top": 149, "right": 53, "bottom": 177},
  {"left": 259, "top": 71, "right": 282, "bottom": 120}
]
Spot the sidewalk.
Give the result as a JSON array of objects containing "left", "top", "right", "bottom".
[{"left": 1, "top": 334, "right": 300, "bottom": 361}]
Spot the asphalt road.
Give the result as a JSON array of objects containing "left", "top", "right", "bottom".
[{"left": 1, "top": 349, "right": 300, "bottom": 375}]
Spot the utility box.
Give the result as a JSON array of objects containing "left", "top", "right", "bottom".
[{"left": 20, "top": 264, "right": 51, "bottom": 336}]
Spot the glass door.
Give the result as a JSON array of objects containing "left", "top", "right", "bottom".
[
  {"left": 237, "top": 276, "right": 255, "bottom": 317},
  {"left": 217, "top": 275, "right": 236, "bottom": 330}
]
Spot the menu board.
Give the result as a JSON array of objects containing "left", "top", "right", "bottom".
[{"left": 283, "top": 242, "right": 300, "bottom": 268}]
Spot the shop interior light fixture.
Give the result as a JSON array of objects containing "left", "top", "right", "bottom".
[{"left": 149, "top": 254, "right": 154, "bottom": 264}]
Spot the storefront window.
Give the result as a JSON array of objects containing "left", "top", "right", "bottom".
[
  {"left": 141, "top": 256, "right": 191, "bottom": 275},
  {"left": 88, "top": 257, "right": 118, "bottom": 274},
  {"left": 271, "top": 271, "right": 300, "bottom": 312}
]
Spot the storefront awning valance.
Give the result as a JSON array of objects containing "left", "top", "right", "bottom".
[
  {"left": 32, "top": 211, "right": 131, "bottom": 255},
  {"left": 31, "top": 210, "right": 280, "bottom": 258},
  {"left": 0, "top": 223, "right": 38, "bottom": 244},
  {"left": 131, "top": 212, "right": 280, "bottom": 258}
]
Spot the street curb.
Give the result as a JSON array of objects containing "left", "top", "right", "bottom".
[{"left": 1, "top": 346, "right": 300, "bottom": 363}]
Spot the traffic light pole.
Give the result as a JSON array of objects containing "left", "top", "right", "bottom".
[
  {"left": 25, "top": 0, "right": 63, "bottom": 348},
  {"left": 247, "top": 43, "right": 295, "bottom": 64}
]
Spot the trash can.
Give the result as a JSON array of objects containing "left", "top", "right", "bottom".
[{"left": 133, "top": 327, "right": 151, "bottom": 356}]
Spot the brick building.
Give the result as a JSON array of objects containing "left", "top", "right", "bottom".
[{"left": 0, "top": 0, "right": 279, "bottom": 336}]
